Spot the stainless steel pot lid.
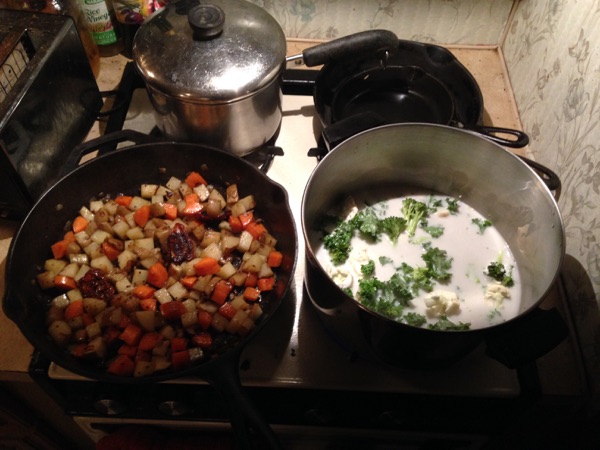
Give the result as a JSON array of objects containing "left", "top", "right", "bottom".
[{"left": 132, "top": 0, "right": 286, "bottom": 102}]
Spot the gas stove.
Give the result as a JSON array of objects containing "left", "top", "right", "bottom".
[{"left": 29, "top": 63, "right": 589, "bottom": 449}]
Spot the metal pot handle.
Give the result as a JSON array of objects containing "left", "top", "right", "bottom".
[{"left": 287, "top": 30, "right": 399, "bottom": 67}]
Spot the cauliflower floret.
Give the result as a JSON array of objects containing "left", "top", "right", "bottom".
[
  {"left": 424, "top": 290, "right": 461, "bottom": 318},
  {"left": 484, "top": 283, "right": 511, "bottom": 307},
  {"left": 326, "top": 265, "right": 353, "bottom": 289},
  {"left": 349, "top": 247, "right": 371, "bottom": 277}
]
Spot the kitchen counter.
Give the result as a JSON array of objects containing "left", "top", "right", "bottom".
[{"left": 0, "top": 40, "right": 583, "bottom": 397}]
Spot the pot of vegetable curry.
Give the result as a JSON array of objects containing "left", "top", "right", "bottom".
[{"left": 3, "top": 132, "right": 297, "bottom": 450}]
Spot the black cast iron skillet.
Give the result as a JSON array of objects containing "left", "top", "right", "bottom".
[
  {"left": 312, "top": 38, "right": 530, "bottom": 148},
  {"left": 2, "top": 131, "right": 298, "bottom": 450}
]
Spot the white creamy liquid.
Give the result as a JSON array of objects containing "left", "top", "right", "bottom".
[{"left": 312, "top": 192, "right": 522, "bottom": 330}]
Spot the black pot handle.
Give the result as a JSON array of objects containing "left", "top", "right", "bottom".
[
  {"left": 518, "top": 155, "right": 562, "bottom": 199},
  {"left": 289, "top": 30, "right": 399, "bottom": 67},
  {"left": 469, "top": 125, "right": 530, "bottom": 148},
  {"left": 484, "top": 307, "right": 569, "bottom": 369}
]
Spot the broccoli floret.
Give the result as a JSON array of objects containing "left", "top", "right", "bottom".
[
  {"left": 402, "top": 198, "right": 429, "bottom": 237},
  {"left": 485, "top": 261, "right": 514, "bottom": 287},
  {"left": 361, "top": 260, "right": 376, "bottom": 277},
  {"left": 380, "top": 216, "right": 406, "bottom": 244},
  {"left": 428, "top": 316, "right": 470, "bottom": 331},
  {"left": 472, "top": 218, "right": 492, "bottom": 234},
  {"left": 422, "top": 243, "right": 453, "bottom": 281},
  {"left": 322, "top": 219, "right": 355, "bottom": 264}
]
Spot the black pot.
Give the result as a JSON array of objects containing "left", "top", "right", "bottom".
[{"left": 301, "top": 123, "right": 567, "bottom": 369}]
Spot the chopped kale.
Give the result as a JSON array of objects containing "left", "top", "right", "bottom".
[
  {"left": 446, "top": 198, "right": 459, "bottom": 214},
  {"left": 422, "top": 243, "right": 453, "bottom": 282},
  {"left": 485, "top": 261, "right": 514, "bottom": 287},
  {"left": 472, "top": 217, "right": 492, "bottom": 234},
  {"left": 361, "top": 260, "right": 375, "bottom": 277},
  {"left": 428, "top": 316, "right": 471, "bottom": 331}
]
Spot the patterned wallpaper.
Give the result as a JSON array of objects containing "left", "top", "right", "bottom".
[
  {"left": 251, "top": 0, "right": 600, "bottom": 392},
  {"left": 251, "top": 0, "right": 513, "bottom": 44},
  {"left": 504, "top": 0, "right": 600, "bottom": 393}
]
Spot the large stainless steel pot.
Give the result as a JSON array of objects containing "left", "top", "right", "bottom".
[
  {"left": 301, "top": 123, "right": 566, "bottom": 369},
  {"left": 133, "top": 0, "right": 398, "bottom": 155}
]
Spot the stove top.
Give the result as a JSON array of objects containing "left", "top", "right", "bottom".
[{"left": 46, "top": 84, "right": 534, "bottom": 399}]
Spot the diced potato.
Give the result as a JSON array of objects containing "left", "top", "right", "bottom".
[
  {"left": 112, "top": 220, "right": 130, "bottom": 240},
  {"left": 189, "top": 347, "right": 203, "bottom": 363},
  {"left": 152, "top": 340, "right": 170, "bottom": 356},
  {"left": 237, "top": 230, "right": 253, "bottom": 253},
  {"left": 159, "top": 324, "right": 176, "bottom": 340},
  {"left": 44, "top": 258, "right": 68, "bottom": 275},
  {"left": 129, "top": 196, "right": 151, "bottom": 211},
  {"left": 230, "top": 295, "right": 249, "bottom": 311},
  {"left": 217, "top": 261, "right": 237, "bottom": 280},
  {"left": 131, "top": 268, "right": 148, "bottom": 286},
  {"left": 59, "top": 262, "right": 79, "bottom": 278},
  {"left": 220, "top": 235, "right": 240, "bottom": 254},
  {"left": 69, "top": 253, "right": 89, "bottom": 265},
  {"left": 226, "top": 184, "right": 239, "bottom": 205},
  {"left": 200, "top": 230, "right": 221, "bottom": 248},
  {"left": 82, "top": 241, "right": 101, "bottom": 258},
  {"left": 193, "top": 183, "right": 210, "bottom": 202},
  {"left": 66, "top": 289, "right": 83, "bottom": 302},
  {"left": 201, "top": 242, "right": 222, "bottom": 261},
  {"left": 36, "top": 271, "right": 56, "bottom": 290},
  {"left": 83, "top": 336, "right": 107, "bottom": 359},
  {"left": 90, "top": 255, "right": 114, "bottom": 273},
  {"left": 85, "top": 321, "right": 102, "bottom": 339},
  {"left": 51, "top": 294, "right": 70, "bottom": 309},
  {"left": 181, "top": 311, "right": 198, "bottom": 328},
  {"left": 134, "top": 360, "right": 155, "bottom": 377},
  {"left": 229, "top": 271, "right": 248, "bottom": 287},
  {"left": 115, "top": 277, "right": 133, "bottom": 293},
  {"left": 74, "top": 265, "right": 91, "bottom": 282},
  {"left": 79, "top": 205, "right": 94, "bottom": 222},
  {"left": 211, "top": 312, "right": 229, "bottom": 332},
  {"left": 126, "top": 227, "right": 145, "bottom": 240},
  {"left": 249, "top": 303, "right": 263, "bottom": 320},
  {"left": 140, "top": 184, "right": 159, "bottom": 199},
  {"left": 165, "top": 176, "right": 182, "bottom": 191},
  {"left": 48, "top": 320, "right": 72, "bottom": 346},
  {"left": 181, "top": 298, "right": 196, "bottom": 313},
  {"left": 90, "top": 229, "right": 111, "bottom": 245},
  {"left": 226, "top": 309, "right": 249, "bottom": 335},
  {"left": 241, "top": 253, "right": 265, "bottom": 273},
  {"left": 134, "top": 237, "right": 155, "bottom": 251},
  {"left": 152, "top": 355, "right": 171, "bottom": 372},
  {"left": 118, "top": 249, "right": 137, "bottom": 270},
  {"left": 83, "top": 297, "right": 107, "bottom": 316},
  {"left": 258, "top": 262, "right": 274, "bottom": 279},
  {"left": 154, "top": 288, "right": 172, "bottom": 304},
  {"left": 167, "top": 281, "right": 187, "bottom": 300},
  {"left": 89, "top": 200, "right": 104, "bottom": 212},
  {"left": 230, "top": 195, "right": 256, "bottom": 217}
]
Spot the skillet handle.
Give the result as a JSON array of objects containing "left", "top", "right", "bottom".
[
  {"left": 203, "top": 352, "right": 282, "bottom": 450},
  {"left": 470, "top": 125, "right": 529, "bottom": 148},
  {"left": 60, "top": 130, "right": 161, "bottom": 177},
  {"left": 291, "top": 30, "right": 399, "bottom": 67},
  {"left": 518, "top": 155, "right": 562, "bottom": 199}
]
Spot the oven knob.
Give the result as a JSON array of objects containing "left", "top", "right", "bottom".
[
  {"left": 93, "top": 398, "right": 127, "bottom": 416},
  {"left": 158, "top": 400, "right": 192, "bottom": 417}
]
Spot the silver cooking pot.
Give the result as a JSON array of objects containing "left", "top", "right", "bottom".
[
  {"left": 302, "top": 123, "right": 566, "bottom": 369},
  {"left": 132, "top": 0, "right": 398, "bottom": 155}
]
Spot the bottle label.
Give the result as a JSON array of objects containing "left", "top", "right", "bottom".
[
  {"left": 112, "top": 0, "right": 156, "bottom": 24},
  {"left": 81, "top": 0, "right": 118, "bottom": 45}
]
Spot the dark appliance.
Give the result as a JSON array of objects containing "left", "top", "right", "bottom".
[{"left": 0, "top": 9, "right": 102, "bottom": 220}]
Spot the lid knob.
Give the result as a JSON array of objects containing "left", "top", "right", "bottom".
[{"left": 188, "top": 4, "right": 225, "bottom": 40}]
